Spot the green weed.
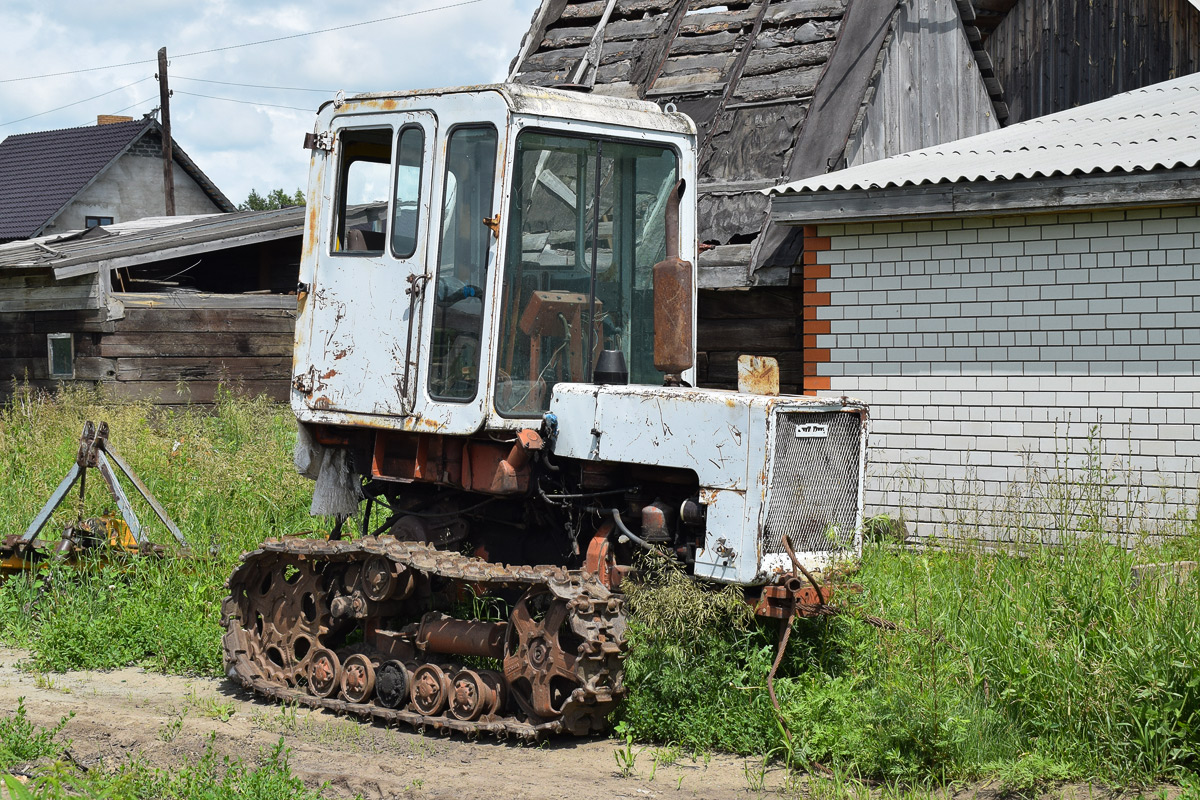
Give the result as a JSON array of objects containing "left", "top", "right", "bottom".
[
  {"left": 612, "top": 721, "right": 644, "bottom": 777},
  {"left": 619, "top": 518, "right": 1200, "bottom": 785},
  {"left": 185, "top": 686, "right": 236, "bottom": 722},
  {"left": 0, "top": 698, "right": 72, "bottom": 770},
  {"left": 4, "top": 736, "right": 329, "bottom": 800}
]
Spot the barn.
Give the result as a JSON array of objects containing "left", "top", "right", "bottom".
[{"left": 0, "top": 207, "right": 304, "bottom": 404}]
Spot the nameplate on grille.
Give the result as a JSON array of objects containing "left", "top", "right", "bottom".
[{"left": 794, "top": 422, "right": 828, "bottom": 439}]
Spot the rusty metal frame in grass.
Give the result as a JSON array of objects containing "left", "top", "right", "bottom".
[{"left": 8, "top": 420, "right": 189, "bottom": 564}]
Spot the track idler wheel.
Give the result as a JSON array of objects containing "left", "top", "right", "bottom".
[
  {"left": 503, "top": 588, "right": 584, "bottom": 722},
  {"left": 341, "top": 653, "right": 376, "bottom": 704},
  {"left": 410, "top": 664, "right": 451, "bottom": 716},
  {"left": 308, "top": 648, "right": 341, "bottom": 698},
  {"left": 450, "top": 669, "right": 506, "bottom": 721},
  {"left": 362, "top": 555, "right": 412, "bottom": 602},
  {"left": 375, "top": 660, "right": 413, "bottom": 709}
]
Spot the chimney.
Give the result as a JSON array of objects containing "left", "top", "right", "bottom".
[{"left": 97, "top": 115, "right": 133, "bottom": 126}]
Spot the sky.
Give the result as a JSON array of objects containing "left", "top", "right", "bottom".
[{"left": 0, "top": 0, "right": 542, "bottom": 206}]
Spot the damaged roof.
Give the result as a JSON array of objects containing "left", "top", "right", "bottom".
[
  {"left": 0, "top": 118, "right": 235, "bottom": 241},
  {"left": 509, "top": 0, "right": 1003, "bottom": 280},
  {"left": 0, "top": 206, "right": 304, "bottom": 279}
]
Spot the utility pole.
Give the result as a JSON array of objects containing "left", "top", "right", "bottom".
[{"left": 157, "top": 47, "right": 176, "bottom": 216}]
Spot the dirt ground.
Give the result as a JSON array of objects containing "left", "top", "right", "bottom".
[{"left": 0, "top": 647, "right": 774, "bottom": 800}]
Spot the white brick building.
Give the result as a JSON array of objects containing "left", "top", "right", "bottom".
[{"left": 768, "top": 75, "right": 1200, "bottom": 543}]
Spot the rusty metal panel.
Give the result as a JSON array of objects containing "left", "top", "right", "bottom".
[{"left": 737, "top": 354, "right": 780, "bottom": 395}]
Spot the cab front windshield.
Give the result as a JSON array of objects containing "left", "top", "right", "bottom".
[{"left": 494, "top": 131, "right": 678, "bottom": 416}]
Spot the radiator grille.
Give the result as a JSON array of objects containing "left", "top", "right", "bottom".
[{"left": 762, "top": 410, "right": 862, "bottom": 555}]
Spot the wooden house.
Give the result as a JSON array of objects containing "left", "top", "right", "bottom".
[
  {"left": 0, "top": 208, "right": 303, "bottom": 404},
  {"left": 978, "top": 0, "right": 1200, "bottom": 125},
  {"left": 0, "top": 114, "right": 233, "bottom": 243}
]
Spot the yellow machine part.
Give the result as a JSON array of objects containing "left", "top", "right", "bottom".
[{"left": 98, "top": 514, "right": 140, "bottom": 554}]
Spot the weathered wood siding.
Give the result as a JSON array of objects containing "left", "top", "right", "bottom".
[
  {"left": 0, "top": 268, "right": 102, "bottom": 313},
  {"left": 695, "top": 285, "right": 804, "bottom": 392},
  {"left": 985, "top": 0, "right": 1200, "bottom": 123},
  {"left": 846, "top": 0, "right": 1000, "bottom": 166},
  {"left": 0, "top": 293, "right": 295, "bottom": 404},
  {"left": 0, "top": 306, "right": 115, "bottom": 391}
]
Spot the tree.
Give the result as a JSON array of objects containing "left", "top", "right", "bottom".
[{"left": 238, "top": 188, "right": 306, "bottom": 211}]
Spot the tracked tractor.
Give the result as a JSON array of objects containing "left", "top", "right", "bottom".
[{"left": 222, "top": 84, "right": 868, "bottom": 736}]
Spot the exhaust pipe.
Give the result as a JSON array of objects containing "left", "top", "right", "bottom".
[{"left": 653, "top": 179, "right": 694, "bottom": 385}]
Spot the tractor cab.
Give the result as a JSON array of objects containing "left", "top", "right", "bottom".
[{"left": 292, "top": 85, "right": 698, "bottom": 435}]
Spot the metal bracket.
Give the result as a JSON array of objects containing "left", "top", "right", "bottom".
[{"left": 303, "top": 130, "right": 334, "bottom": 152}]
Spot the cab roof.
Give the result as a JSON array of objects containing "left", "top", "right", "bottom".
[{"left": 321, "top": 83, "right": 696, "bottom": 138}]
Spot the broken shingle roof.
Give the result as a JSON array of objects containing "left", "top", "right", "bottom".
[
  {"left": 510, "top": 0, "right": 866, "bottom": 261},
  {"left": 0, "top": 118, "right": 234, "bottom": 241}
]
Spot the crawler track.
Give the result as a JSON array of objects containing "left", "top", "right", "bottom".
[{"left": 222, "top": 536, "right": 626, "bottom": 738}]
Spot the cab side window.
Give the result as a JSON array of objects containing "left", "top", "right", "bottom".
[
  {"left": 391, "top": 125, "right": 424, "bottom": 259},
  {"left": 333, "top": 128, "right": 392, "bottom": 254}
]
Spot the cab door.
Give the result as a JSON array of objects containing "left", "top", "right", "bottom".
[{"left": 305, "top": 112, "right": 437, "bottom": 416}]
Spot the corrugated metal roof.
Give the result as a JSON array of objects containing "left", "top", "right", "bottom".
[
  {"left": 0, "top": 206, "right": 304, "bottom": 276},
  {"left": 770, "top": 71, "right": 1200, "bottom": 195}
]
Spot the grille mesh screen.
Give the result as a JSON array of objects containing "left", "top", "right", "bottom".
[{"left": 762, "top": 410, "right": 862, "bottom": 555}]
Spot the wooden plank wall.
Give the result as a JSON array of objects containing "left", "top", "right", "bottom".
[
  {"left": 985, "top": 0, "right": 1200, "bottom": 124},
  {"left": 0, "top": 307, "right": 115, "bottom": 394},
  {"left": 695, "top": 285, "right": 804, "bottom": 393},
  {"left": 0, "top": 268, "right": 102, "bottom": 313},
  {"left": 0, "top": 294, "right": 295, "bottom": 405},
  {"left": 845, "top": 0, "right": 1000, "bottom": 167}
]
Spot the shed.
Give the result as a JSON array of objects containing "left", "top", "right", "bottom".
[
  {"left": 0, "top": 207, "right": 304, "bottom": 404},
  {"left": 510, "top": 0, "right": 1004, "bottom": 391},
  {"left": 767, "top": 72, "right": 1200, "bottom": 542},
  {"left": 0, "top": 114, "right": 234, "bottom": 243}
]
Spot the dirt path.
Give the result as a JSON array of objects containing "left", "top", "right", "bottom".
[{"left": 0, "top": 648, "right": 773, "bottom": 799}]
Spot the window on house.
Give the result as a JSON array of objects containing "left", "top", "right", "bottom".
[
  {"left": 47, "top": 334, "right": 73, "bottom": 378},
  {"left": 85, "top": 216, "right": 114, "bottom": 228}
]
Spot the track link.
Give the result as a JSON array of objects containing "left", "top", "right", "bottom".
[{"left": 221, "top": 536, "right": 626, "bottom": 738}]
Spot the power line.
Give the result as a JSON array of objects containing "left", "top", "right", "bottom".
[
  {"left": 173, "top": 75, "right": 355, "bottom": 94},
  {"left": 79, "top": 95, "right": 158, "bottom": 125},
  {"left": 0, "top": 0, "right": 485, "bottom": 85},
  {"left": 0, "top": 77, "right": 153, "bottom": 127},
  {"left": 111, "top": 95, "right": 158, "bottom": 116},
  {"left": 173, "top": 89, "right": 312, "bottom": 112}
]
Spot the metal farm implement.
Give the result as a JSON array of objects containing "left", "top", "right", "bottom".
[{"left": 2, "top": 421, "right": 189, "bottom": 576}]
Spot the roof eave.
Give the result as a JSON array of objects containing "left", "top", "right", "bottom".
[{"left": 769, "top": 166, "right": 1200, "bottom": 225}]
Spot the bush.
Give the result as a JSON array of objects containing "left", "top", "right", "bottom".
[
  {"left": 0, "top": 698, "right": 71, "bottom": 770},
  {"left": 619, "top": 532, "right": 1200, "bottom": 785}
]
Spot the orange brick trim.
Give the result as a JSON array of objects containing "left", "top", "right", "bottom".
[{"left": 800, "top": 226, "right": 834, "bottom": 396}]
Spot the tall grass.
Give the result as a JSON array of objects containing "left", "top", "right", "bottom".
[
  {"left": 0, "top": 384, "right": 314, "bottom": 675},
  {"left": 621, "top": 532, "right": 1200, "bottom": 785},
  {"left": 3, "top": 386, "right": 1199, "bottom": 787}
]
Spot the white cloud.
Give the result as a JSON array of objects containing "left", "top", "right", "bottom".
[{"left": 0, "top": 0, "right": 541, "bottom": 205}]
